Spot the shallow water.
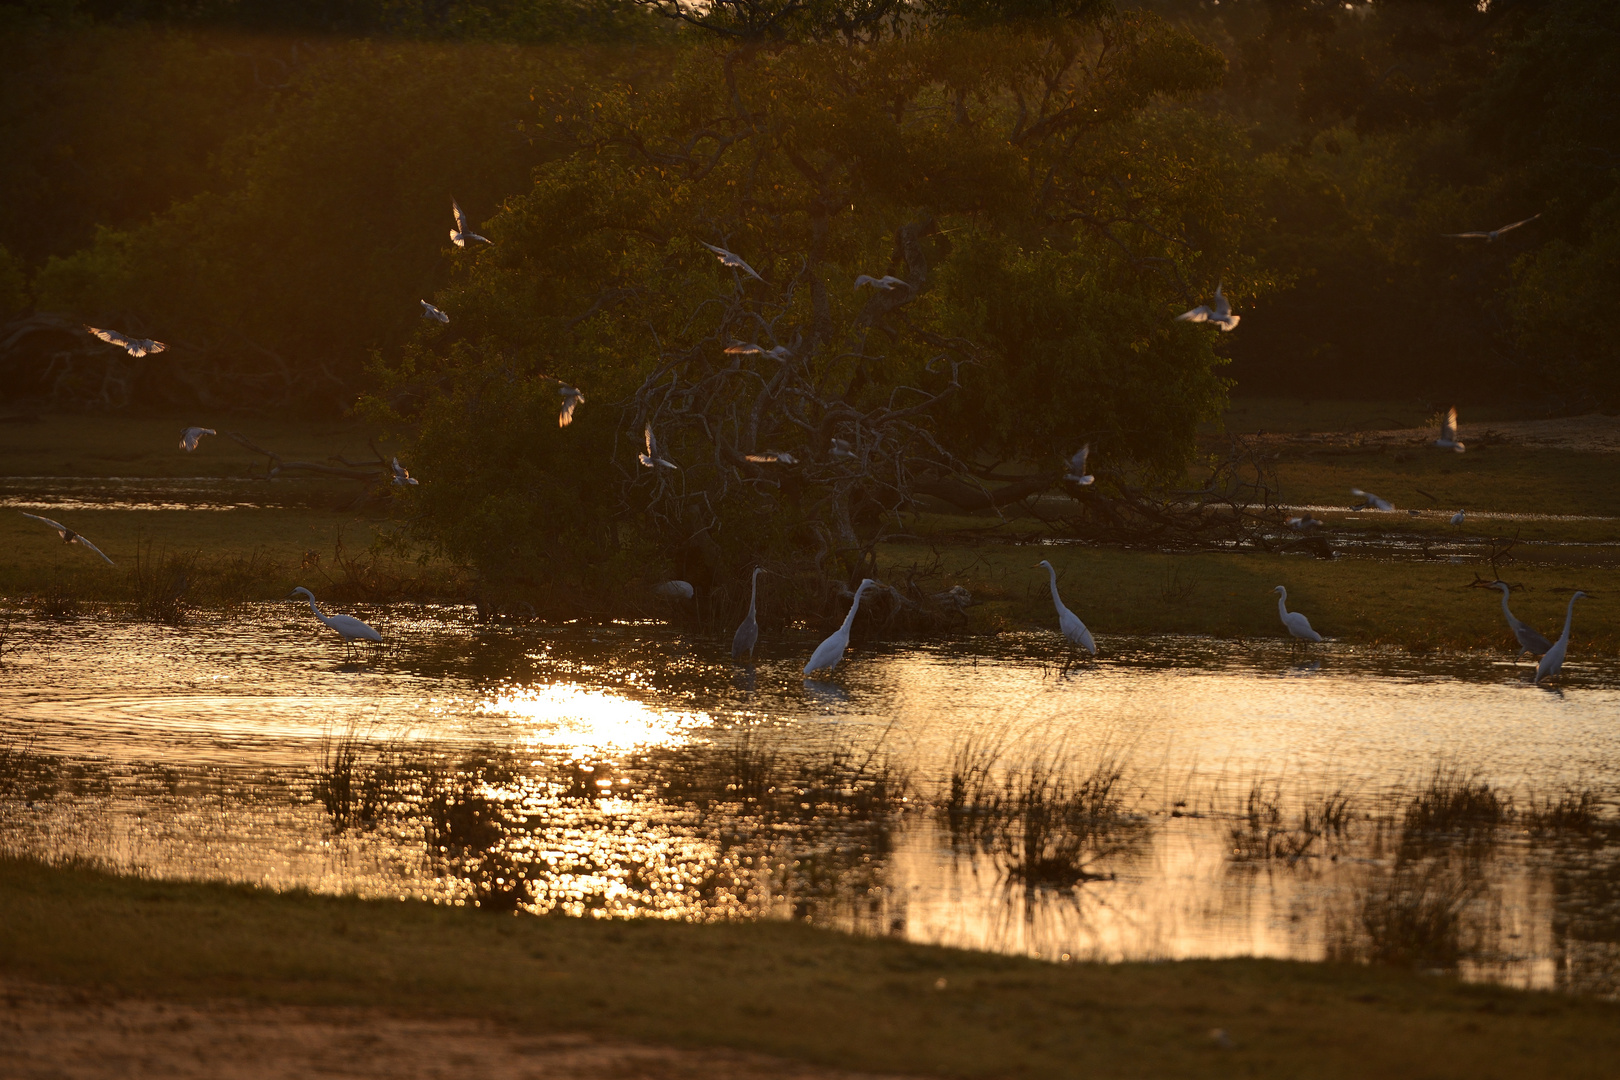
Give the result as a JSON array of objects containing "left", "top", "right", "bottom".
[
  {"left": 1, "top": 476, "right": 349, "bottom": 512},
  {"left": 2, "top": 607, "right": 1617, "bottom": 994}
]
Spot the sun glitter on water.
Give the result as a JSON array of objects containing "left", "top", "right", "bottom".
[{"left": 477, "top": 683, "right": 708, "bottom": 752}]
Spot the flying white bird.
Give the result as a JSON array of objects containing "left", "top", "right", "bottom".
[
  {"left": 855, "top": 274, "right": 908, "bottom": 291},
  {"left": 699, "top": 242, "right": 764, "bottom": 282},
  {"left": 731, "top": 567, "right": 767, "bottom": 661},
  {"left": 1490, "top": 581, "right": 1553, "bottom": 660},
  {"left": 1036, "top": 559, "right": 1096, "bottom": 655},
  {"left": 288, "top": 587, "right": 382, "bottom": 654},
  {"left": 391, "top": 457, "right": 418, "bottom": 486},
  {"left": 558, "top": 384, "right": 584, "bottom": 428},
  {"left": 829, "top": 437, "right": 856, "bottom": 461},
  {"left": 745, "top": 451, "right": 798, "bottom": 464},
  {"left": 723, "top": 341, "right": 793, "bottom": 361},
  {"left": 1273, "top": 585, "right": 1323, "bottom": 643},
  {"left": 449, "top": 199, "right": 491, "bottom": 247},
  {"left": 1450, "top": 509, "right": 1466, "bottom": 527},
  {"left": 653, "top": 580, "right": 694, "bottom": 601},
  {"left": 85, "top": 326, "right": 166, "bottom": 357},
  {"left": 1064, "top": 445, "right": 1094, "bottom": 485},
  {"left": 1287, "top": 515, "right": 1324, "bottom": 531},
  {"left": 640, "top": 425, "right": 678, "bottom": 470},
  {"left": 179, "top": 426, "right": 215, "bottom": 452},
  {"left": 1535, "top": 590, "right": 1588, "bottom": 684},
  {"left": 18, "top": 511, "right": 114, "bottom": 565},
  {"left": 1434, "top": 407, "right": 1465, "bottom": 452},
  {"left": 421, "top": 300, "right": 449, "bottom": 323},
  {"left": 1351, "top": 488, "right": 1393, "bottom": 511},
  {"left": 803, "top": 578, "right": 878, "bottom": 676},
  {"left": 1176, "top": 283, "right": 1240, "bottom": 331},
  {"left": 1443, "top": 213, "right": 1540, "bottom": 242}
]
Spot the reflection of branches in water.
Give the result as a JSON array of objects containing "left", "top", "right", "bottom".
[
  {"left": 1225, "top": 779, "right": 1355, "bottom": 865},
  {"left": 1329, "top": 856, "right": 1486, "bottom": 971},
  {"left": 312, "top": 720, "right": 406, "bottom": 834}
]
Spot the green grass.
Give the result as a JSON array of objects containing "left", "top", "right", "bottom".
[
  {"left": 3, "top": 857, "right": 1617, "bottom": 1079},
  {"left": 879, "top": 540, "right": 1620, "bottom": 654}
]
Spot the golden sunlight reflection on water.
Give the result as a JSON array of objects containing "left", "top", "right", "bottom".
[{"left": 477, "top": 683, "right": 709, "bottom": 753}]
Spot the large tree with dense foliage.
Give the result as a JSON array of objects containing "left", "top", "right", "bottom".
[{"left": 375, "top": 13, "right": 1257, "bottom": 612}]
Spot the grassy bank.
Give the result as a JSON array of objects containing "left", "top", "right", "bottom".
[{"left": 2, "top": 857, "right": 1617, "bottom": 1079}]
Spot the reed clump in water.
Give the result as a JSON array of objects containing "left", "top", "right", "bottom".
[
  {"left": 1227, "top": 782, "right": 1354, "bottom": 863},
  {"left": 942, "top": 737, "right": 1136, "bottom": 885},
  {"left": 1521, "top": 787, "right": 1603, "bottom": 836},
  {"left": 1403, "top": 765, "right": 1510, "bottom": 842},
  {"left": 129, "top": 542, "right": 196, "bottom": 626},
  {"left": 1334, "top": 860, "right": 1481, "bottom": 971},
  {"left": 312, "top": 722, "right": 403, "bottom": 833}
]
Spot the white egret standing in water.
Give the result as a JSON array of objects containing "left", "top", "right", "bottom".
[
  {"left": 1036, "top": 560, "right": 1096, "bottom": 655},
  {"left": 179, "top": 427, "right": 215, "bottom": 452},
  {"left": 18, "top": 512, "right": 114, "bottom": 565},
  {"left": 288, "top": 587, "right": 382, "bottom": 655},
  {"left": 1434, "top": 407, "right": 1465, "bottom": 453},
  {"left": 1273, "top": 585, "right": 1323, "bottom": 643},
  {"left": 1490, "top": 581, "right": 1553, "bottom": 660},
  {"left": 803, "top": 578, "right": 877, "bottom": 676},
  {"left": 732, "top": 567, "right": 766, "bottom": 661},
  {"left": 1535, "top": 591, "right": 1588, "bottom": 684},
  {"left": 1451, "top": 509, "right": 1467, "bottom": 527}
]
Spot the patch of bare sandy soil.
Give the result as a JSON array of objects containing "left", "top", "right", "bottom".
[
  {"left": 1247, "top": 414, "right": 1620, "bottom": 453},
  {"left": 0, "top": 979, "right": 917, "bottom": 1080}
]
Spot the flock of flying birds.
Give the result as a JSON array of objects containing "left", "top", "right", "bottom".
[{"left": 28, "top": 208, "right": 1580, "bottom": 680}]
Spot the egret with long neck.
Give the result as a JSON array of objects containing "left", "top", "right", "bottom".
[
  {"left": 1036, "top": 560, "right": 1095, "bottom": 655},
  {"left": 1534, "top": 591, "right": 1588, "bottom": 684},
  {"left": 732, "top": 567, "right": 766, "bottom": 661},
  {"left": 1491, "top": 581, "right": 1553, "bottom": 660},
  {"left": 1273, "top": 585, "right": 1323, "bottom": 644},
  {"left": 803, "top": 578, "right": 876, "bottom": 676},
  {"left": 289, "top": 587, "right": 382, "bottom": 656}
]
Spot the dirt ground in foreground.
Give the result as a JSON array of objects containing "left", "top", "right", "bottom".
[{"left": 0, "top": 978, "right": 917, "bottom": 1080}]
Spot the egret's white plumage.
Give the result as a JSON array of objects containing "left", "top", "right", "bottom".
[
  {"left": 558, "top": 384, "right": 584, "bottom": 428},
  {"left": 1351, "top": 488, "right": 1393, "bottom": 511},
  {"left": 829, "top": 437, "right": 856, "bottom": 461},
  {"left": 1287, "top": 515, "right": 1324, "bottom": 531},
  {"left": 391, "top": 457, "right": 418, "bottom": 486},
  {"left": 421, "top": 300, "right": 449, "bottom": 323},
  {"left": 449, "top": 199, "right": 491, "bottom": 247},
  {"left": 854, "top": 274, "right": 908, "bottom": 291},
  {"left": 1037, "top": 560, "right": 1096, "bottom": 655},
  {"left": 1450, "top": 509, "right": 1467, "bottom": 527},
  {"left": 745, "top": 451, "right": 798, "bottom": 464},
  {"left": 732, "top": 567, "right": 766, "bottom": 661},
  {"left": 19, "top": 511, "right": 114, "bottom": 565},
  {"left": 699, "top": 242, "right": 764, "bottom": 281},
  {"left": 1490, "top": 581, "right": 1554, "bottom": 660},
  {"left": 85, "top": 325, "right": 166, "bottom": 357},
  {"left": 1434, "top": 407, "right": 1465, "bottom": 453},
  {"left": 1535, "top": 591, "right": 1588, "bottom": 684},
  {"left": 180, "top": 426, "right": 215, "bottom": 452},
  {"left": 289, "top": 587, "right": 381, "bottom": 651},
  {"left": 1273, "top": 585, "right": 1323, "bottom": 643},
  {"left": 723, "top": 341, "right": 792, "bottom": 361},
  {"left": 1443, "top": 213, "right": 1540, "bottom": 242},
  {"left": 1064, "top": 445, "right": 1094, "bottom": 485},
  {"left": 803, "top": 578, "right": 877, "bottom": 676},
  {"left": 654, "top": 580, "right": 695, "bottom": 600},
  {"left": 1176, "top": 283, "right": 1240, "bottom": 331},
  {"left": 639, "top": 425, "right": 678, "bottom": 470}
]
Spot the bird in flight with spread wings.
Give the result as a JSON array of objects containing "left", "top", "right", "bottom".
[
  {"left": 85, "top": 326, "right": 166, "bottom": 357},
  {"left": 640, "top": 425, "right": 678, "bottom": 470},
  {"left": 1176, "top": 283, "right": 1240, "bottom": 331},
  {"left": 1443, "top": 213, "right": 1540, "bottom": 242},
  {"left": 450, "top": 199, "right": 491, "bottom": 248},
  {"left": 19, "top": 512, "right": 114, "bottom": 565},
  {"left": 699, "top": 242, "right": 764, "bottom": 282}
]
